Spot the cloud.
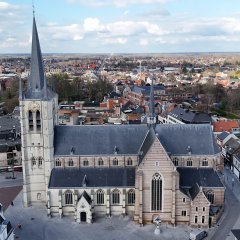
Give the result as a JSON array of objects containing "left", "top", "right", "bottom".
[
  {"left": 66, "top": 0, "right": 172, "bottom": 8},
  {"left": 83, "top": 18, "right": 104, "bottom": 32},
  {"left": 0, "top": 2, "right": 19, "bottom": 10}
]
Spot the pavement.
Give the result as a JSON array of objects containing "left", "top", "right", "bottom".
[
  {"left": 0, "top": 171, "right": 23, "bottom": 210},
  {"left": 5, "top": 191, "right": 194, "bottom": 240}
]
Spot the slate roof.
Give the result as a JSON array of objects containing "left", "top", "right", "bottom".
[
  {"left": 217, "top": 131, "right": 230, "bottom": 141},
  {"left": 24, "top": 17, "right": 55, "bottom": 100},
  {"left": 188, "top": 183, "right": 200, "bottom": 200},
  {"left": 54, "top": 125, "right": 148, "bottom": 156},
  {"left": 168, "top": 107, "right": 211, "bottom": 124},
  {"left": 139, "top": 128, "right": 156, "bottom": 164},
  {"left": 177, "top": 168, "right": 224, "bottom": 188},
  {"left": 79, "top": 191, "right": 91, "bottom": 204},
  {"left": 54, "top": 124, "right": 219, "bottom": 157},
  {"left": 232, "top": 229, "right": 240, "bottom": 240},
  {"left": 0, "top": 116, "right": 20, "bottom": 133},
  {"left": 155, "top": 124, "right": 220, "bottom": 155},
  {"left": 49, "top": 167, "right": 135, "bottom": 188}
]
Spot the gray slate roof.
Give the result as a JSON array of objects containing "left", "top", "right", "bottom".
[
  {"left": 168, "top": 107, "right": 211, "bottom": 124},
  {"left": 49, "top": 167, "right": 135, "bottom": 188},
  {"left": 155, "top": 124, "right": 220, "bottom": 155},
  {"left": 177, "top": 167, "right": 224, "bottom": 188},
  {"left": 139, "top": 127, "right": 156, "bottom": 163},
  {"left": 54, "top": 124, "right": 219, "bottom": 157},
  {"left": 217, "top": 131, "right": 230, "bottom": 141},
  {"left": 54, "top": 125, "right": 148, "bottom": 156},
  {"left": 24, "top": 17, "right": 55, "bottom": 100}
]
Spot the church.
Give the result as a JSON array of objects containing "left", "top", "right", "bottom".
[{"left": 19, "top": 17, "right": 225, "bottom": 228}]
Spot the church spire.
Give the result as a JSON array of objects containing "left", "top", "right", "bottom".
[
  {"left": 147, "top": 75, "right": 156, "bottom": 127},
  {"left": 28, "top": 15, "right": 46, "bottom": 96}
]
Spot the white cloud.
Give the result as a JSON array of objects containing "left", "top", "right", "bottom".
[
  {"left": 83, "top": 18, "right": 104, "bottom": 32},
  {"left": 0, "top": 2, "right": 19, "bottom": 10},
  {"left": 103, "top": 37, "right": 128, "bottom": 45}
]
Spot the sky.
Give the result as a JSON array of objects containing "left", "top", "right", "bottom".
[{"left": 1, "top": 0, "right": 240, "bottom": 54}]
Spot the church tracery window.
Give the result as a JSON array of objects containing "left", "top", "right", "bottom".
[
  {"left": 151, "top": 173, "right": 162, "bottom": 211},
  {"left": 98, "top": 158, "right": 103, "bottom": 166},
  {"left": 113, "top": 158, "right": 118, "bottom": 166},
  {"left": 96, "top": 189, "right": 104, "bottom": 205},
  {"left": 65, "top": 190, "right": 73, "bottom": 205},
  {"left": 127, "top": 189, "right": 135, "bottom": 205},
  {"left": 127, "top": 157, "right": 133, "bottom": 166},
  {"left": 206, "top": 191, "right": 214, "bottom": 204},
  {"left": 83, "top": 158, "right": 89, "bottom": 166},
  {"left": 31, "top": 157, "right": 36, "bottom": 166},
  {"left": 68, "top": 159, "right": 74, "bottom": 167},
  {"left": 112, "top": 189, "right": 120, "bottom": 205},
  {"left": 56, "top": 159, "right": 61, "bottom": 167}
]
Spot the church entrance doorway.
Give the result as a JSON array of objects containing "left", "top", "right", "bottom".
[{"left": 80, "top": 212, "right": 86, "bottom": 222}]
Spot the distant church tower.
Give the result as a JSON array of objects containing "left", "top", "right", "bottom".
[{"left": 19, "top": 16, "right": 58, "bottom": 207}]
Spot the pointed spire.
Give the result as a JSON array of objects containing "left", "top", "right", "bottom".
[
  {"left": 28, "top": 15, "right": 47, "bottom": 96},
  {"left": 147, "top": 75, "right": 156, "bottom": 128},
  {"left": 149, "top": 76, "right": 154, "bottom": 118}
]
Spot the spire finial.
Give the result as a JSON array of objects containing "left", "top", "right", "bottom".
[{"left": 32, "top": 0, "right": 35, "bottom": 17}]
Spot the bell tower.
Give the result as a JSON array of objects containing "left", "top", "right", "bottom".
[{"left": 19, "top": 16, "right": 58, "bottom": 206}]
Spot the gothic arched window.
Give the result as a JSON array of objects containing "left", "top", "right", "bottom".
[
  {"left": 96, "top": 189, "right": 104, "bottom": 205},
  {"left": 206, "top": 191, "right": 214, "bottom": 204},
  {"left": 127, "top": 158, "right": 133, "bottom": 166},
  {"left": 113, "top": 158, "right": 118, "bottom": 166},
  {"left": 173, "top": 157, "right": 178, "bottom": 166},
  {"left": 98, "top": 158, "right": 103, "bottom": 166},
  {"left": 31, "top": 157, "right": 36, "bottom": 166},
  {"left": 56, "top": 159, "right": 61, "bottom": 167},
  {"left": 28, "top": 111, "right": 33, "bottom": 131},
  {"left": 65, "top": 190, "right": 73, "bottom": 205},
  {"left": 36, "top": 110, "right": 41, "bottom": 131},
  {"left": 38, "top": 157, "right": 43, "bottom": 167},
  {"left": 112, "top": 189, "right": 120, "bottom": 205},
  {"left": 83, "top": 158, "right": 89, "bottom": 166},
  {"left": 127, "top": 189, "right": 135, "bottom": 205},
  {"left": 68, "top": 159, "right": 74, "bottom": 167},
  {"left": 151, "top": 173, "right": 163, "bottom": 211}
]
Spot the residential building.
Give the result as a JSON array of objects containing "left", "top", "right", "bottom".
[{"left": 0, "top": 203, "right": 14, "bottom": 240}]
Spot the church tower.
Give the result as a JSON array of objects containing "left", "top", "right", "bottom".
[{"left": 19, "top": 16, "right": 58, "bottom": 207}]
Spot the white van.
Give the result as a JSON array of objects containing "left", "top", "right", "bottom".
[{"left": 189, "top": 229, "right": 208, "bottom": 240}]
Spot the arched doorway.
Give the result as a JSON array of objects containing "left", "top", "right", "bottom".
[{"left": 80, "top": 212, "right": 86, "bottom": 222}]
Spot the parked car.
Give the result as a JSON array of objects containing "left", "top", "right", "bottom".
[{"left": 189, "top": 229, "right": 208, "bottom": 240}]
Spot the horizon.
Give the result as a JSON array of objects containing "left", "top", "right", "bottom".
[{"left": 2, "top": 0, "right": 240, "bottom": 54}]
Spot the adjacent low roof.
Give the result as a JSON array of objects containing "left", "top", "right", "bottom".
[
  {"left": 178, "top": 167, "right": 224, "bottom": 188},
  {"left": 49, "top": 167, "right": 135, "bottom": 188},
  {"left": 213, "top": 120, "right": 239, "bottom": 132},
  {"left": 217, "top": 131, "right": 230, "bottom": 141},
  {"left": 155, "top": 124, "right": 220, "bottom": 155}
]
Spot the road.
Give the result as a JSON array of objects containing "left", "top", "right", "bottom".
[{"left": 207, "top": 168, "right": 240, "bottom": 240}]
